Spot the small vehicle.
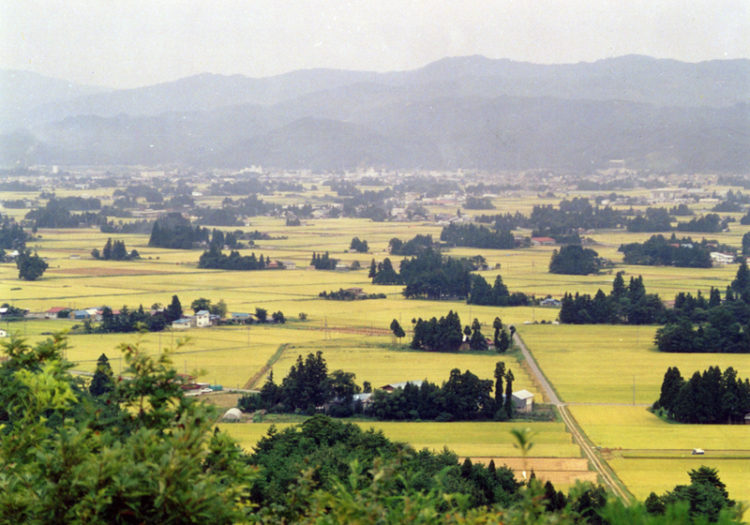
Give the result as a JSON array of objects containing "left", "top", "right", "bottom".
[
  {"left": 200, "top": 387, "right": 213, "bottom": 394},
  {"left": 691, "top": 448, "right": 705, "bottom": 455}
]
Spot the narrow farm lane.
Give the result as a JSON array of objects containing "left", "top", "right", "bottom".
[
  {"left": 513, "top": 332, "right": 562, "bottom": 406},
  {"left": 513, "top": 332, "right": 632, "bottom": 502}
]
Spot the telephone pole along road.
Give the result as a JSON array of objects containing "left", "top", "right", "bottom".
[{"left": 513, "top": 333, "right": 631, "bottom": 502}]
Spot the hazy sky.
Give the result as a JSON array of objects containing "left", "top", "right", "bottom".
[{"left": 2, "top": 0, "right": 748, "bottom": 88}]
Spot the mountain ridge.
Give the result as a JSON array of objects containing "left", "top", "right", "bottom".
[{"left": 2, "top": 55, "right": 748, "bottom": 171}]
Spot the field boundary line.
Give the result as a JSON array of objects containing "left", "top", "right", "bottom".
[{"left": 243, "top": 343, "right": 289, "bottom": 390}]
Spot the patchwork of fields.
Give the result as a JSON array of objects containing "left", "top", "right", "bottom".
[{"left": 3, "top": 185, "right": 750, "bottom": 507}]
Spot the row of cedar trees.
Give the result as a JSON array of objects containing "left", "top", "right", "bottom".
[
  {"left": 240, "top": 351, "right": 518, "bottom": 421},
  {"left": 91, "top": 238, "right": 139, "bottom": 260},
  {"left": 654, "top": 365, "right": 750, "bottom": 424},
  {"left": 395, "top": 312, "right": 511, "bottom": 353},
  {"left": 366, "top": 362, "right": 516, "bottom": 422}
]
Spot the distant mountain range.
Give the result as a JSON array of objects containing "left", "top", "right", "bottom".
[{"left": 1, "top": 55, "right": 748, "bottom": 171}]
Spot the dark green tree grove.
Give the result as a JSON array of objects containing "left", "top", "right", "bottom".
[{"left": 16, "top": 249, "right": 48, "bottom": 281}]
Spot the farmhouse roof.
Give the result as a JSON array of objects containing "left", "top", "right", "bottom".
[
  {"left": 512, "top": 389, "right": 535, "bottom": 400},
  {"left": 46, "top": 307, "right": 68, "bottom": 313}
]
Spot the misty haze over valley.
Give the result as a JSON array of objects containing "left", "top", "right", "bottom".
[{"left": 2, "top": 55, "right": 748, "bottom": 172}]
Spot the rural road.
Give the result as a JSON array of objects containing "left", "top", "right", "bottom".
[{"left": 513, "top": 332, "right": 632, "bottom": 502}]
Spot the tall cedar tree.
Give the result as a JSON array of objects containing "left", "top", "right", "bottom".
[
  {"left": 469, "top": 319, "right": 488, "bottom": 350},
  {"left": 166, "top": 295, "right": 183, "bottom": 322},
  {"left": 89, "top": 353, "right": 114, "bottom": 396},
  {"left": 504, "top": 369, "right": 514, "bottom": 419}
]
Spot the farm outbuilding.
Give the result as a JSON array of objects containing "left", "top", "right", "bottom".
[
  {"left": 222, "top": 408, "right": 242, "bottom": 422},
  {"left": 512, "top": 390, "right": 535, "bottom": 413}
]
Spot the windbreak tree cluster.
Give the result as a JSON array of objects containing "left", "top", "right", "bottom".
[
  {"left": 388, "top": 234, "right": 436, "bottom": 255},
  {"left": 25, "top": 199, "right": 104, "bottom": 228},
  {"left": 310, "top": 251, "right": 338, "bottom": 269},
  {"left": 198, "top": 247, "right": 271, "bottom": 270},
  {"left": 655, "top": 260, "right": 750, "bottom": 353},
  {"left": 653, "top": 366, "right": 750, "bottom": 424},
  {"left": 203, "top": 193, "right": 275, "bottom": 219},
  {"left": 241, "top": 352, "right": 361, "bottom": 416},
  {"left": 440, "top": 223, "right": 516, "bottom": 249},
  {"left": 474, "top": 211, "right": 526, "bottom": 231},
  {"left": 669, "top": 203, "right": 694, "bottom": 216},
  {"left": 370, "top": 257, "right": 402, "bottom": 284},
  {"left": 349, "top": 236, "right": 369, "bottom": 252},
  {"left": 619, "top": 234, "right": 717, "bottom": 268},
  {"left": 91, "top": 238, "right": 139, "bottom": 261},
  {"left": 559, "top": 272, "right": 666, "bottom": 324},
  {"left": 626, "top": 207, "right": 673, "bottom": 232},
  {"left": 712, "top": 189, "right": 750, "bottom": 212},
  {"left": 530, "top": 197, "right": 622, "bottom": 241},
  {"left": 411, "top": 310, "right": 463, "bottom": 351},
  {"left": 548, "top": 245, "right": 602, "bottom": 275},
  {"left": 0, "top": 214, "right": 28, "bottom": 252},
  {"left": 194, "top": 207, "right": 243, "bottom": 226},
  {"left": 100, "top": 219, "right": 153, "bottom": 234},
  {"left": 400, "top": 248, "right": 473, "bottom": 299},
  {"left": 468, "top": 274, "right": 531, "bottom": 306},
  {"left": 149, "top": 213, "right": 210, "bottom": 249},
  {"left": 464, "top": 196, "right": 495, "bottom": 209},
  {"left": 319, "top": 288, "right": 386, "bottom": 300},
  {"left": 493, "top": 317, "right": 513, "bottom": 353},
  {"left": 369, "top": 363, "right": 515, "bottom": 422},
  {"left": 86, "top": 305, "right": 169, "bottom": 333},
  {"left": 675, "top": 213, "right": 724, "bottom": 233}
]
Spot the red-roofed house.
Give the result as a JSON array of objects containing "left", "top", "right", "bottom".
[{"left": 531, "top": 237, "right": 556, "bottom": 246}]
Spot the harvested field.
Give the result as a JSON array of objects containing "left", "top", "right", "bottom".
[
  {"left": 471, "top": 457, "right": 597, "bottom": 486},
  {"left": 48, "top": 267, "right": 172, "bottom": 276}
]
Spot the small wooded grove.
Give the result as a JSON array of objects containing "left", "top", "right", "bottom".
[
  {"left": 198, "top": 247, "right": 273, "bottom": 270},
  {"left": 618, "top": 234, "right": 720, "bottom": 268},
  {"left": 409, "top": 311, "right": 512, "bottom": 353},
  {"left": 655, "top": 259, "right": 750, "bottom": 353},
  {"left": 240, "top": 351, "right": 517, "bottom": 421},
  {"left": 91, "top": 238, "right": 139, "bottom": 261},
  {"left": 1, "top": 335, "right": 742, "bottom": 523},
  {"left": 559, "top": 272, "right": 665, "bottom": 325},
  {"left": 558, "top": 259, "right": 750, "bottom": 353},
  {"left": 370, "top": 248, "right": 531, "bottom": 304},
  {"left": 654, "top": 366, "right": 750, "bottom": 424},
  {"left": 548, "top": 245, "right": 604, "bottom": 275}
]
